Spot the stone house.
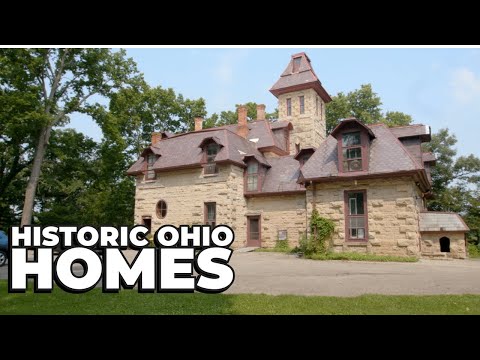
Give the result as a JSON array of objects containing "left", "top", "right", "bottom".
[{"left": 127, "top": 52, "right": 469, "bottom": 259}]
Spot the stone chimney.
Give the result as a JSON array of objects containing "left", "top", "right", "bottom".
[
  {"left": 151, "top": 132, "right": 162, "bottom": 145},
  {"left": 257, "top": 104, "right": 266, "bottom": 121},
  {"left": 237, "top": 105, "right": 249, "bottom": 138},
  {"left": 194, "top": 117, "right": 203, "bottom": 131}
]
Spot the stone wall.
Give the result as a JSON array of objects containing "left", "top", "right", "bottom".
[
  {"left": 246, "top": 194, "right": 307, "bottom": 248},
  {"left": 134, "top": 164, "right": 247, "bottom": 248},
  {"left": 277, "top": 88, "right": 325, "bottom": 155},
  {"left": 306, "top": 177, "right": 422, "bottom": 256},
  {"left": 420, "top": 232, "right": 467, "bottom": 259}
]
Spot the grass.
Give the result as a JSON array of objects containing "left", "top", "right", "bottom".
[
  {"left": 0, "top": 281, "right": 478, "bottom": 314},
  {"left": 255, "top": 248, "right": 418, "bottom": 262},
  {"left": 306, "top": 252, "right": 418, "bottom": 263},
  {"left": 255, "top": 247, "right": 291, "bottom": 253},
  {"left": 468, "top": 243, "right": 480, "bottom": 258}
]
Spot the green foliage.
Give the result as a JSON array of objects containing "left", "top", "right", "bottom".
[
  {"left": 305, "top": 252, "right": 418, "bottom": 262},
  {"left": 326, "top": 84, "right": 413, "bottom": 133},
  {"left": 275, "top": 239, "right": 290, "bottom": 251},
  {"left": 2, "top": 280, "right": 480, "bottom": 314},
  {"left": 204, "top": 102, "right": 278, "bottom": 129},
  {"left": 468, "top": 243, "right": 480, "bottom": 258},
  {"left": 424, "top": 128, "right": 480, "bottom": 242},
  {"left": 294, "top": 210, "right": 335, "bottom": 255}
]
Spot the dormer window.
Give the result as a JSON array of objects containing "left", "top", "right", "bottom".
[
  {"left": 293, "top": 57, "right": 301, "bottom": 73},
  {"left": 204, "top": 142, "right": 219, "bottom": 174},
  {"left": 341, "top": 131, "right": 363, "bottom": 172},
  {"left": 247, "top": 162, "right": 259, "bottom": 191},
  {"left": 146, "top": 154, "right": 157, "bottom": 180}
]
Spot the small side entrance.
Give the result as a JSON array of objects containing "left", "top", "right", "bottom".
[
  {"left": 142, "top": 217, "right": 152, "bottom": 234},
  {"left": 440, "top": 237, "right": 450, "bottom": 253},
  {"left": 247, "top": 216, "right": 261, "bottom": 247}
]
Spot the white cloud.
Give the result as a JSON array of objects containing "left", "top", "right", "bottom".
[{"left": 450, "top": 67, "right": 480, "bottom": 104}]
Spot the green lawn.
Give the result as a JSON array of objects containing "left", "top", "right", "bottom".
[{"left": 1, "top": 281, "right": 479, "bottom": 314}]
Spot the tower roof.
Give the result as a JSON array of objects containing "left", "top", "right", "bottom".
[{"left": 270, "top": 52, "right": 332, "bottom": 103}]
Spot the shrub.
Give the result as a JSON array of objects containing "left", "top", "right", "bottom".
[
  {"left": 294, "top": 210, "right": 335, "bottom": 255},
  {"left": 275, "top": 239, "right": 289, "bottom": 251},
  {"left": 468, "top": 243, "right": 480, "bottom": 258}
]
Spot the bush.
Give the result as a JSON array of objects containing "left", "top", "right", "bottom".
[
  {"left": 275, "top": 239, "right": 289, "bottom": 251},
  {"left": 468, "top": 243, "right": 480, "bottom": 258},
  {"left": 294, "top": 210, "right": 335, "bottom": 255}
]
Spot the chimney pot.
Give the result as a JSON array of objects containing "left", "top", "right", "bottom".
[
  {"left": 194, "top": 117, "right": 203, "bottom": 131},
  {"left": 256, "top": 104, "right": 266, "bottom": 121}
]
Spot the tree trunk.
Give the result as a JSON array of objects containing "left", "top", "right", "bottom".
[{"left": 20, "top": 125, "right": 52, "bottom": 226}]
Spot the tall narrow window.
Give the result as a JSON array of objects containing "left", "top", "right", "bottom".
[
  {"left": 299, "top": 96, "right": 305, "bottom": 114},
  {"left": 346, "top": 191, "right": 367, "bottom": 240},
  {"left": 204, "top": 142, "right": 219, "bottom": 174},
  {"left": 286, "top": 98, "right": 292, "bottom": 116},
  {"left": 292, "top": 57, "right": 301, "bottom": 73},
  {"left": 205, "top": 202, "right": 216, "bottom": 227},
  {"left": 342, "top": 131, "right": 363, "bottom": 172},
  {"left": 316, "top": 97, "right": 319, "bottom": 116},
  {"left": 247, "top": 162, "right": 259, "bottom": 192},
  {"left": 146, "top": 154, "right": 157, "bottom": 179}
]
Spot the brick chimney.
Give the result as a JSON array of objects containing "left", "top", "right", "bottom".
[
  {"left": 194, "top": 117, "right": 203, "bottom": 131},
  {"left": 256, "top": 104, "right": 266, "bottom": 121},
  {"left": 151, "top": 132, "right": 162, "bottom": 145},
  {"left": 237, "top": 105, "right": 248, "bottom": 138}
]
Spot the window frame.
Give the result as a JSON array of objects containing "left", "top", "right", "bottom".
[
  {"left": 156, "top": 200, "right": 167, "bottom": 219},
  {"left": 292, "top": 57, "right": 301, "bottom": 73},
  {"left": 344, "top": 190, "right": 368, "bottom": 242},
  {"left": 204, "top": 202, "right": 216, "bottom": 227},
  {"left": 286, "top": 98, "right": 292, "bottom": 116},
  {"left": 299, "top": 95, "right": 305, "bottom": 114},
  {"left": 203, "top": 141, "right": 219, "bottom": 175},
  {"left": 338, "top": 130, "right": 369, "bottom": 173},
  {"left": 146, "top": 153, "right": 157, "bottom": 180},
  {"left": 246, "top": 161, "right": 259, "bottom": 192}
]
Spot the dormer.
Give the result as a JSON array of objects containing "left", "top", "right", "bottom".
[
  {"left": 139, "top": 147, "right": 160, "bottom": 180},
  {"left": 242, "top": 155, "right": 271, "bottom": 193},
  {"left": 294, "top": 147, "right": 316, "bottom": 167},
  {"left": 198, "top": 136, "right": 223, "bottom": 175},
  {"left": 331, "top": 118, "right": 375, "bottom": 174}
]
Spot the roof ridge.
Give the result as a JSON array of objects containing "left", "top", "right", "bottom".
[{"left": 389, "top": 123, "right": 426, "bottom": 129}]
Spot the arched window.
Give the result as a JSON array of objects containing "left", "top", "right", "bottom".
[
  {"left": 440, "top": 237, "right": 450, "bottom": 253},
  {"left": 156, "top": 200, "right": 167, "bottom": 219}
]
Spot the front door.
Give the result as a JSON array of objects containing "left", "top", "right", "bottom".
[{"left": 247, "top": 216, "right": 261, "bottom": 247}]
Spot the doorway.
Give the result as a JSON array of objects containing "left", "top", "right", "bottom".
[
  {"left": 247, "top": 216, "right": 261, "bottom": 247},
  {"left": 440, "top": 237, "right": 450, "bottom": 253},
  {"left": 142, "top": 217, "right": 152, "bottom": 235}
]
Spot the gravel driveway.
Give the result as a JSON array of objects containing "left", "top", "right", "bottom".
[
  {"left": 226, "top": 252, "right": 480, "bottom": 297},
  {"left": 2, "top": 251, "right": 479, "bottom": 297}
]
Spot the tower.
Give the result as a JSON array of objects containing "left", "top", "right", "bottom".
[{"left": 270, "top": 52, "right": 332, "bottom": 155}]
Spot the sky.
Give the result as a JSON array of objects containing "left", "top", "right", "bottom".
[{"left": 66, "top": 47, "right": 480, "bottom": 157}]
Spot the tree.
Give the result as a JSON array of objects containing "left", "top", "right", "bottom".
[
  {"left": 0, "top": 88, "right": 44, "bottom": 227},
  {"left": 204, "top": 102, "right": 279, "bottom": 129},
  {"left": 0, "top": 48, "right": 141, "bottom": 226},
  {"left": 326, "top": 84, "right": 412, "bottom": 133},
  {"left": 424, "top": 128, "right": 480, "bottom": 242},
  {"left": 99, "top": 84, "right": 207, "bottom": 157}
]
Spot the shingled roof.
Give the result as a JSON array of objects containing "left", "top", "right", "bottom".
[
  {"left": 269, "top": 52, "right": 332, "bottom": 103},
  {"left": 126, "top": 128, "right": 267, "bottom": 175},
  {"left": 257, "top": 156, "right": 305, "bottom": 194},
  {"left": 419, "top": 212, "right": 469, "bottom": 232},
  {"left": 300, "top": 123, "right": 424, "bottom": 181},
  {"left": 390, "top": 124, "right": 431, "bottom": 142}
]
